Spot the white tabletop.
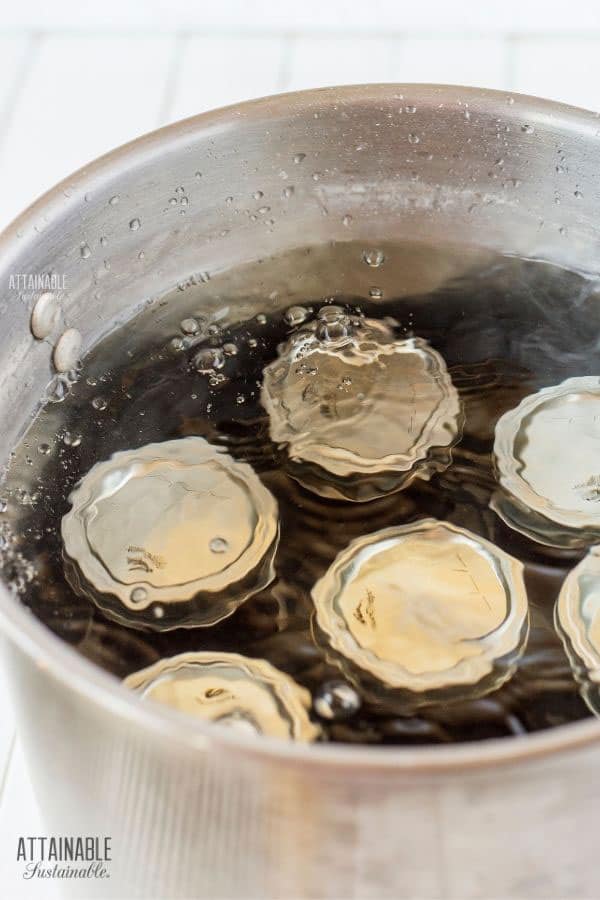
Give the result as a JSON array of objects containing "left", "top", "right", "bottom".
[{"left": 1, "top": 8, "right": 600, "bottom": 896}]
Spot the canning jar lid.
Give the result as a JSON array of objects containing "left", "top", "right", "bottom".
[
  {"left": 124, "top": 651, "right": 321, "bottom": 741},
  {"left": 493, "top": 376, "right": 600, "bottom": 547},
  {"left": 62, "top": 437, "right": 279, "bottom": 630},
  {"left": 555, "top": 546, "right": 600, "bottom": 716},
  {"left": 312, "top": 518, "right": 529, "bottom": 707},
  {"left": 261, "top": 309, "right": 461, "bottom": 501}
]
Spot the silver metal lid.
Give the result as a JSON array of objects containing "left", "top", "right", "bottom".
[
  {"left": 493, "top": 377, "right": 600, "bottom": 548},
  {"left": 123, "top": 651, "right": 321, "bottom": 741},
  {"left": 62, "top": 438, "right": 279, "bottom": 630},
  {"left": 312, "top": 518, "right": 529, "bottom": 708},
  {"left": 555, "top": 547, "right": 600, "bottom": 716},
  {"left": 261, "top": 309, "right": 461, "bottom": 501}
]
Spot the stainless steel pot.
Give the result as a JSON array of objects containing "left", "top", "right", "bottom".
[{"left": 1, "top": 84, "right": 600, "bottom": 900}]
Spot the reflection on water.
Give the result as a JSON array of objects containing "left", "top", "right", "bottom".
[{"left": 1, "top": 242, "right": 599, "bottom": 743}]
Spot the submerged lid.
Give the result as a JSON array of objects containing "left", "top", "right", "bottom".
[
  {"left": 312, "top": 519, "right": 529, "bottom": 707},
  {"left": 261, "top": 308, "right": 461, "bottom": 501},
  {"left": 555, "top": 547, "right": 600, "bottom": 716},
  {"left": 123, "top": 651, "right": 321, "bottom": 741},
  {"left": 493, "top": 376, "right": 600, "bottom": 547},
  {"left": 62, "top": 437, "right": 279, "bottom": 630}
]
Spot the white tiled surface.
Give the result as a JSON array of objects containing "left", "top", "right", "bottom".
[
  {"left": 4, "top": 0, "right": 600, "bottom": 31},
  {"left": 2, "top": 23, "right": 600, "bottom": 230},
  {"left": 399, "top": 37, "right": 510, "bottom": 89},
  {"left": 1, "top": 6, "right": 600, "bottom": 895},
  {"left": 170, "top": 35, "right": 288, "bottom": 121},
  {"left": 0, "top": 740, "right": 60, "bottom": 899},
  {"left": 1, "top": 25, "right": 600, "bottom": 230}
]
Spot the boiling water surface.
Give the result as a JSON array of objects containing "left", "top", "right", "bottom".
[{"left": 2, "top": 241, "right": 599, "bottom": 744}]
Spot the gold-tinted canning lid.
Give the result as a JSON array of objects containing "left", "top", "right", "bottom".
[
  {"left": 555, "top": 547, "right": 600, "bottom": 715},
  {"left": 124, "top": 651, "right": 321, "bottom": 741},
  {"left": 312, "top": 519, "right": 529, "bottom": 702},
  {"left": 494, "top": 377, "right": 600, "bottom": 543},
  {"left": 61, "top": 438, "right": 279, "bottom": 629},
  {"left": 261, "top": 315, "right": 461, "bottom": 499}
]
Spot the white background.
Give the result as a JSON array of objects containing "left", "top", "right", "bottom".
[{"left": 1, "top": 1, "right": 600, "bottom": 895}]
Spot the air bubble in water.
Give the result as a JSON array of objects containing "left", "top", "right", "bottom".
[
  {"left": 362, "top": 249, "right": 385, "bottom": 268},
  {"left": 170, "top": 337, "right": 186, "bottom": 353},
  {"left": 37, "top": 443, "right": 51, "bottom": 455},
  {"left": 130, "top": 587, "right": 148, "bottom": 604},
  {"left": 369, "top": 287, "right": 383, "bottom": 300},
  {"left": 282, "top": 186, "right": 294, "bottom": 199},
  {"left": 15, "top": 488, "right": 35, "bottom": 506},
  {"left": 108, "top": 195, "right": 119, "bottom": 206},
  {"left": 129, "top": 218, "right": 141, "bottom": 231},
  {"left": 0, "top": 499, "right": 7, "bottom": 513},
  {"left": 317, "top": 305, "right": 345, "bottom": 322},
  {"left": 316, "top": 320, "right": 348, "bottom": 342},
  {"left": 180, "top": 318, "right": 200, "bottom": 335},
  {"left": 45, "top": 375, "right": 72, "bottom": 404},
  {"left": 284, "top": 306, "right": 309, "bottom": 327},
  {"left": 92, "top": 396, "right": 107, "bottom": 411},
  {"left": 210, "top": 537, "right": 229, "bottom": 554},
  {"left": 521, "top": 124, "right": 535, "bottom": 134},
  {"left": 194, "top": 348, "right": 225, "bottom": 373},
  {"left": 80, "top": 243, "right": 91, "bottom": 259},
  {"left": 63, "top": 431, "right": 82, "bottom": 447},
  {"left": 313, "top": 681, "right": 361, "bottom": 720},
  {"left": 293, "top": 152, "right": 306, "bottom": 164}
]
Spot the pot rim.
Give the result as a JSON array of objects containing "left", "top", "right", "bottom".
[{"left": 1, "top": 83, "right": 599, "bottom": 775}]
